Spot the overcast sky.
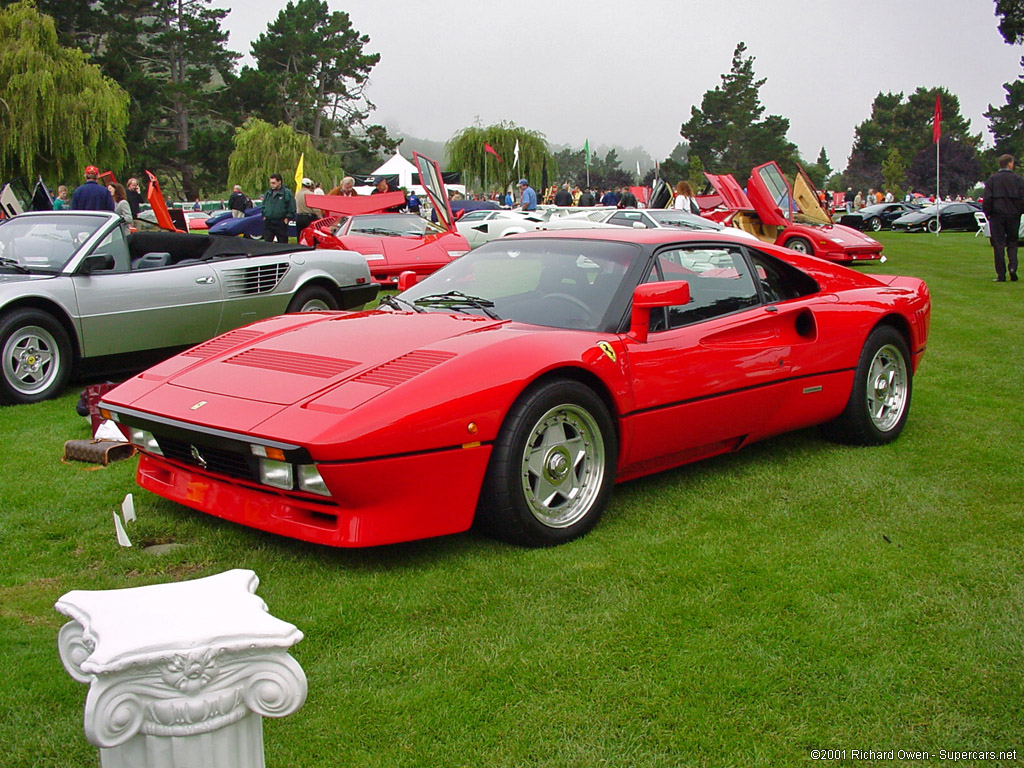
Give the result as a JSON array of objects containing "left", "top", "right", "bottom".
[{"left": 220, "top": 0, "right": 1023, "bottom": 170}]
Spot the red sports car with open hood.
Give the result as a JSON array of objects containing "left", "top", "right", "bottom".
[
  {"left": 298, "top": 153, "right": 469, "bottom": 286},
  {"left": 705, "top": 162, "right": 884, "bottom": 264},
  {"left": 101, "top": 228, "right": 930, "bottom": 548}
]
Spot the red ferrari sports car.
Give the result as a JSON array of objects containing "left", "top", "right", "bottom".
[
  {"left": 705, "top": 162, "right": 885, "bottom": 264},
  {"left": 101, "top": 228, "right": 930, "bottom": 548},
  {"left": 298, "top": 153, "right": 469, "bottom": 286}
]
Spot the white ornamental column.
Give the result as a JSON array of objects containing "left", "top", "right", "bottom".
[{"left": 56, "top": 569, "right": 307, "bottom": 768}]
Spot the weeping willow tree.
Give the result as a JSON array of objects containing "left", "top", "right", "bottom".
[
  {"left": 227, "top": 118, "right": 342, "bottom": 194},
  {"left": 445, "top": 122, "right": 550, "bottom": 193},
  {"left": 0, "top": 1, "right": 128, "bottom": 184}
]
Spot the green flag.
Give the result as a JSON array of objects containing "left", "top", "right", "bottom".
[{"left": 584, "top": 139, "right": 590, "bottom": 167}]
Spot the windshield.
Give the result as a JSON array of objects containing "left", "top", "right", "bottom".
[
  {"left": 398, "top": 237, "right": 642, "bottom": 331},
  {"left": 0, "top": 214, "right": 106, "bottom": 273},
  {"left": 646, "top": 209, "right": 724, "bottom": 230},
  {"left": 345, "top": 214, "right": 444, "bottom": 238}
]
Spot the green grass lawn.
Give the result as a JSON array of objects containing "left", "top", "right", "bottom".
[{"left": 2, "top": 231, "right": 1022, "bottom": 767}]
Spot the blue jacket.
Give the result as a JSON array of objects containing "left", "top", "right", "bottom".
[
  {"left": 521, "top": 186, "right": 538, "bottom": 210},
  {"left": 70, "top": 181, "right": 115, "bottom": 212}
]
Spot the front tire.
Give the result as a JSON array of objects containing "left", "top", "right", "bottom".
[
  {"left": 868, "top": 217, "right": 883, "bottom": 232},
  {"left": 286, "top": 285, "right": 338, "bottom": 313},
  {"left": 784, "top": 237, "right": 813, "bottom": 254},
  {"left": 0, "top": 309, "right": 72, "bottom": 404},
  {"left": 926, "top": 218, "right": 939, "bottom": 233},
  {"left": 477, "top": 379, "right": 617, "bottom": 546},
  {"left": 822, "top": 325, "right": 912, "bottom": 445}
]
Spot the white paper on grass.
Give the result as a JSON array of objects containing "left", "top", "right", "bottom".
[
  {"left": 121, "top": 493, "right": 135, "bottom": 523},
  {"left": 94, "top": 419, "right": 126, "bottom": 442},
  {"left": 113, "top": 513, "right": 132, "bottom": 547}
]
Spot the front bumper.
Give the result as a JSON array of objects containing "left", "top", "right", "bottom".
[{"left": 135, "top": 443, "right": 492, "bottom": 547}]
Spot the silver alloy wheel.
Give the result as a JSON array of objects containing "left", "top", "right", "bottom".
[
  {"left": 519, "top": 404, "right": 605, "bottom": 528},
  {"left": 870, "top": 217, "right": 882, "bottom": 231},
  {"left": 865, "top": 343, "right": 909, "bottom": 432},
  {"left": 3, "top": 324, "right": 62, "bottom": 396},
  {"left": 786, "top": 238, "right": 811, "bottom": 254},
  {"left": 299, "top": 297, "right": 332, "bottom": 311}
]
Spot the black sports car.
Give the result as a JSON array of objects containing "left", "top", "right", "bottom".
[
  {"left": 839, "top": 202, "right": 921, "bottom": 232},
  {"left": 891, "top": 202, "right": 982, "bottom": 233}
]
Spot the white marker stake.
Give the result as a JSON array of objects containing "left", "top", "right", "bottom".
[
  {"left": 113, "top": 513, "right": 132, "bottom": 547},
  {"left": 122, "top": 493, "right": 136, "bottom": 523}
]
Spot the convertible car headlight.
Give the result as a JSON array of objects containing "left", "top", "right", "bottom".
[
  {"left": 259, "top": 459, "right": 293, "bottom": 490},
  {"left": 129, "top": 429, "right": 163, "bottom": 456},
  {"left": 297, "top": 464, "right": 330, "bottom": 497}
]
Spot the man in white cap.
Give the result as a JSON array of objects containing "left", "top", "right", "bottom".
[{"left": 294, "top": 177, "right": 317, "bottom": 238}]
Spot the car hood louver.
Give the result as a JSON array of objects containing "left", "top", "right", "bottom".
[{"left": 151, "top": 311, "right": 499, "bottom": 412}]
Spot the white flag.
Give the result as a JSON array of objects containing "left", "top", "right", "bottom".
[
  {"left": 636, "top": 160, "right": 641, "bottom": 178},
  {"left": 513, "top": 140, "right": 520, "bottom": 170}
]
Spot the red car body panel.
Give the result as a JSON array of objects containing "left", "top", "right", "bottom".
[
  {"left": 102, "top": 229, "right": 929, "bottom": 548},
  {"left": 705, "top": 165, "right": 884, "bottom": 264}
]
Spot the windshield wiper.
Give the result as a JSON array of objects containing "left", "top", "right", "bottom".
[
  {"left": 0, "top": 256, "right": 30, "bottom": 274},
  {"left": 379, "top": 294, "right": 425, "bottom": 313},
  {"left": 413, "top": 290, "right": 501, "bottom": 319}
]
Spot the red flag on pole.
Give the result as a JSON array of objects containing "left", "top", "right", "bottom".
[
  {"left": 484, "top": 142, "right": 503, "bottom": 162},
  {"left": 932, "top": 95, "right": 942, "bottom": 143}
]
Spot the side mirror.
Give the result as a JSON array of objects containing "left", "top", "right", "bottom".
[
  {"left": 397, "top": 270, "right": 419, "bottom": 291},
  {"left": 78, "top": 253, "right": 115, "bottom": 275},
  {"left": 628, "top": 281, "right": 690, "bottom": 343},
  {"left": 632, "top": 221, "right": 646, "bottom": 229}
]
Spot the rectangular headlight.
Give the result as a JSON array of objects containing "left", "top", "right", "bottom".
[
  {"left": 259, "top": 459, "right": 293, "bottom": 490},
  {"left": 296, "top": 464, "right": 330, "bottom": 497},
  {"left": 129, "top": 428, "right": 163, "bottom": 456}
]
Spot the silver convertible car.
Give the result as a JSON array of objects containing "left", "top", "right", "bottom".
[{"left": 0, "top": 211, "right": 378, "bottom": 404}]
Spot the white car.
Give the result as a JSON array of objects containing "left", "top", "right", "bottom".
[
  {"left": 456, "top": 207, "right": 614, "bottom": 248},
  {"left": 538, "top": 207, "right": 758, "bottom": 240}
]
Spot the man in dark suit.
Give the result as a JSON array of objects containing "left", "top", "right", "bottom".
[{"left": 983, "top": 154, "right": 1024, "bottom": 282}]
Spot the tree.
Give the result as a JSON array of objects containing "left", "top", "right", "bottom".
[
  {"left": 907, "top": 137, "right": 981, "bottom": 197},
  {"left": 881, "top": 147, "right": 907, "bottom": 198},
  {"left": 995, "top": 0, "right": 1024, "bottom": 44},
  {"left": 845, "top": 87, "right": 978, "bottom": 192},
  {"left": 249, "top": 0, "right": 380, "bottom": 148},
  {"left": 445, "top": 123, "right": 550, "bottom": 192},
  {"left": 688, "top": 154, "right": 705, "bottom": 193},
  {"left": 227, "top": 118, "right": 339, "bottom": 194},
  {"left": 985, "top": 57, "right": 1024, "bottom": 164},
  {"left": 0, "top": 1, "right": 128, "bottom": 183},
  {"left": 680, "top": 42, "right": 798, "bottom": 178}
]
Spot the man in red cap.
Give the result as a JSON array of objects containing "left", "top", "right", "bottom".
[{"left": 70, "top": 165, "right": 115, "bottom": 211}]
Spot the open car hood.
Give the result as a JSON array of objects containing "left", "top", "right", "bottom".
[
  {"left": 413, "top": 152, "right": 457, "bottom": 234},
  {"left": 703, "top": 172, "right": 755, "bottom": 212},
  {"left": 305, "top": 191, "right": 407, "bottom": 216}
]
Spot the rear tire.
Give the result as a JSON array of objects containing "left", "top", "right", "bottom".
[
  {"left": 476, "top": 379, "right": 617, "bottom": 546},
  {"left": 286, "top": 285, "right": 338, "bottom": 313},
  {"left": 926, "top": 218, "right": 939, "bottom": 233},
  {"left": 784, "top": 237, "right": 812, "bottom": 254},
  {"left": 0, "top": 309, "right": 72, "bottom": 404},
  {"left": 822, "top": 325, "right": 912, "bottom": 445},
  {"left": 869, "top": 217, "right": 883, "bottom": 232}
]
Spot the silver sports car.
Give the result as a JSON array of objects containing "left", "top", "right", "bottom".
[{"left": 0, "top": 211, "right": 378, "bottom": 404}]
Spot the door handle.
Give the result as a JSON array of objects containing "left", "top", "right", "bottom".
[{"left": 195, "top": 276, "right": 215, "bottom": 284}]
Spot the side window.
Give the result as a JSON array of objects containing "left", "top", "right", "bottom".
[
  {"left": 747, "top": 250, "right": 819, "bottom": 303},
  {"left": 650, "top": 245, "right": 759, "bottom": 330},
  {"left": 88, "top": 225, "right": 130, "bottom": 272},
  {"left": 608, "top": 211, "right": 646, "bottom": 228}
]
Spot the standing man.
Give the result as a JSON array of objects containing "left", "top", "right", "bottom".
[
  {"left": 228, "top": 184, "right": 250, "bottom": 218},
  {"left": 983, "top": 154, "right": 1024, "bottom": 282},
  {"left": 518, "top": 178, "right": 537, "bottom": 211},
  {"left": 294, "top": 177, "right": 317, "bottom": 237},
  {"left": 261, "top": 173, "right": 295, "bottom": 243},
  {"left": 70, "top": 166, "right": 115, "bottom": 211}
]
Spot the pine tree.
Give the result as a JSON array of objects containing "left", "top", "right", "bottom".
[{"left": 679, "top": 42, "right": 797, "bottom": 178}]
